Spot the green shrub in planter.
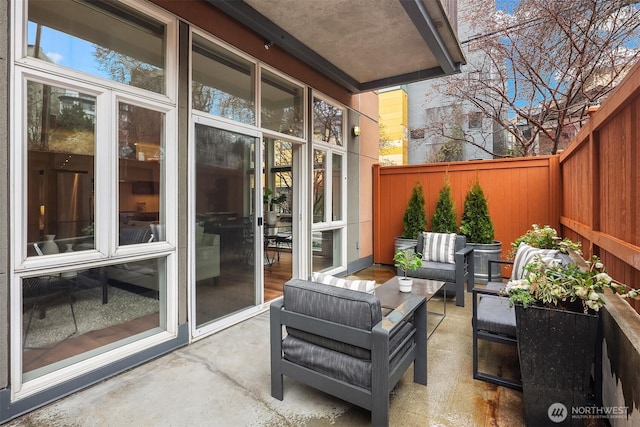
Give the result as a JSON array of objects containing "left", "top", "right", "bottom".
[
  {"left": 402, "top": 182, "right": 427, "bottom": 239},
  {"left": 459, "top": 178, "right": 494, "bottom": 244},
  {"left": 431, "top": 176, "right": 457, "bottom": 234}
]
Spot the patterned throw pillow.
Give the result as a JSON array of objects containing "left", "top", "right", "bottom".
[
  {"left": 311, "top": 272, "right": 376, "bottom": 294},
  {"left": 422, "top": 232, "right": 457, "bottom": 264},
  {"left": 511, "top": 243, "right": 559, "bottom": 280}
]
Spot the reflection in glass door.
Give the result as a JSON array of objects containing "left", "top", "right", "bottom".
[
  {"left": 193, "top": 124, "right": 257, "bottom": 328},
  {"left": 263, "top": 138, "right": 295, "bottom": 301}
]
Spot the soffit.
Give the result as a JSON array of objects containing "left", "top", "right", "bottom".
[{"left": 209, "top": 0, "right": 466, "bottom": 93}]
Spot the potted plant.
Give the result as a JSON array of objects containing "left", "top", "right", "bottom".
[
  {"left": 503, "top": 249, "right": 640, "bottom": 426},
  {"left": 395, "top": 181, "right": 427, "bottom": 253},
  {"left": 393, "top": 248, "right": 423, "bottom": 292},
  {"left": 459, "top": 177, "right": 501, "bottom": 283},
  {"left": 263, "top": 188, "right": 287, "bottom": 225},
  {"left": 508, "top": 223, "right": 582, "bottom": 259},
  {"left": 431, "top": 175, "right": 457, "bottom": 233}
]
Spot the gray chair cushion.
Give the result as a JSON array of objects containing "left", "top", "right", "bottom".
[
  {"left": 119, "top": 226, "right": 152, "bottom": 245},
  {"left": 282, "top": 322, "right": 414, "bottom": 390},
  {"left": 283, "top": 279, "right": 382, "bottom": 360},
  {"left": 476, "top": 294, "right": 516, "bottom": 337}
]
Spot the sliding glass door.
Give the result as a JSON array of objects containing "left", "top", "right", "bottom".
[{"left": 192, "top": 122, "right": 259, "bottom": 332}]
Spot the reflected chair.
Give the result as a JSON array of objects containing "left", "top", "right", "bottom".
[
  {"left": 24, "top": 242, "right": 79, "bottom": 348},
  {"left": 22, "top": 275, "right": 78, "bottom": 349}
]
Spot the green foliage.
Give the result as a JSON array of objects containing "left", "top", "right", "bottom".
[
  {"left": 504, "top": 250, "right": 640, "bottom": 313},
  {"left": 263, "top": 188, "right": 286, "bottom": 211},
  {"left": 431, "top": 176, "right": 457, "bottom": 233},
  {"left": 57, "top": 104, "right": 94, "bottom": 131},
  {"left": 402, "top": 182, "right": 427, "bottom": 239},
  {"left": 509, "top": 224, "right": 582, "bottom": 259},
  {"left": 393, "top": 248, "right": 423, "bottom": 279},
  {"left": 459, "top": 178, "right": 495, "bottom": 244}
]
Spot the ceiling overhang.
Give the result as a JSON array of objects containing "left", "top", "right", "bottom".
[{"left": 208, "top": 0, "right": 466, "bottom": 93}]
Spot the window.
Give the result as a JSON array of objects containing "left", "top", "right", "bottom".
[
  {"left": 14, "top": 0, "right": 177, "bottom": 387},
  {"left": 313, "top": 97, "right": 343, "bottom": 146},
  {"left": 27, "top": 0, "right": 167, "bottom": 94},
  {"left": 468, "top": 112, "right": 483, "bottom": 129},
  {"left": 26, "top": 81, "right": 96, "bottom": 254},
  {"left": 311, "top": 95, "right": 346, "bottom": 273},
  {"left": 118, "top": 102, "right": 165, "bottom": 245},
  {"left": 191, "top": 33, "right": 256, "bottom": 124},
  {"left": 261, "top": 69, "right": 304, "bottom": 138}
]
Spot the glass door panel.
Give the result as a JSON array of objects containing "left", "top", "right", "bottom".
[
  {"left": 194, "top": 124, "right": 257, "bottom": 328},
  {"left": 263, "top": 137, "right": 294, "bottom": 301}
]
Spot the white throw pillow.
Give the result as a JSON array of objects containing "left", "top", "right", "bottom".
[
  {"left": 422, "top": 232, "right": 456, "bottom": 264},
  {"left": 511, "top": 243, "right": 559, "bottom": 280},
  {"left": 312, "top": 272, "right": 376, "bottom": 294}
]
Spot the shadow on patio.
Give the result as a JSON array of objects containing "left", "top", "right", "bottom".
[{"left": 8, "top": 265, "right": 528, "bottom": 426}]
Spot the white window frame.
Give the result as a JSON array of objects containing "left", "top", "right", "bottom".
[
  {"left": 258, "top": 64, "right": 308, "bottom": 144},
  {"left": 10, "top": 0, "right": 179, "bottom": 400},
  {"left": 311, "top": 92, "right": 347, "bottom": 274}
]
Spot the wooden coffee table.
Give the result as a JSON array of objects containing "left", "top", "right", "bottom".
[{"left": 375, "top": 276, "right": 446, "bottom": 339}]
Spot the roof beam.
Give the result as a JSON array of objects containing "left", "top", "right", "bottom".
[{"left": 399, "top": 0, "right": 459, "bottom": 75}]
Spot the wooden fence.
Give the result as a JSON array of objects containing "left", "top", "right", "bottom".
[
  {"left": 559, "top": 60, "right": 640, "bottom": 312},
  {"left": 373, "top": 156, "right": 561, "bottom": 264},
  {"left": 373, "top": 60, "right": 640, "bottom": 312}
]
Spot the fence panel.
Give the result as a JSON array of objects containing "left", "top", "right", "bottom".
[
  {"left": 559, "top": 61, "right": 640, "bottom": 312},
  {"left": 373, "top": 157, "right": 561, "bottom": 265}
]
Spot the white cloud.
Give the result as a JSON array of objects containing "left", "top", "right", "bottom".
[{"left": 46, "top": 52, "right": 63, "bottom": 64}]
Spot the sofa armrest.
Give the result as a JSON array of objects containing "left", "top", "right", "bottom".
[
  {"left": 455, "top": 245, "right": 475, "bottom": 301},
  {"left": 373, "top": 296, "right": 427, "bottom": 387},
  {"left": 376, "top": 296, "right": 426, "bottom": 335}
]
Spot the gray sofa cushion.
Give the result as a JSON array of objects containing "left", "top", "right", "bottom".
[{"left": 283, "top": 279, "right": 382, "bottom": 360}]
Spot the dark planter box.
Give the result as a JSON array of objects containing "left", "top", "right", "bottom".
[{"left": 515, "top": 304, "right": 600, "bottom": 426}]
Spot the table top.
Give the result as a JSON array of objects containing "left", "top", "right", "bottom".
[{"left": 375, "top": 276, "right": 446, "bottom": 309}]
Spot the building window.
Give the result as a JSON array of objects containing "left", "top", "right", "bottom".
[
  {"left": 117, "top": 102, "right": 165, "bottom": 245},
  {"left": 468, "top": 112, "right": 483, "bottom": 129},
  {"left": 26, "top": 81, "right": 96, "bottom": 254},
  {"left": 191, "top": 33, "right": 256, "bottom": 124},
  {"left": 312, "top": 95, "right": 346, "bottom": 273},
  {"left": 27, "top": 0, "right": 167, "bottom": 94},
  {"left": 313, "top": 97, "right": 344, "bottom": 146},
  {"left": 261, "top": 68, "right": 304, "bottom": 138},
  {"left": 14, "top": 0, "right": 177, "bottom": 388}
]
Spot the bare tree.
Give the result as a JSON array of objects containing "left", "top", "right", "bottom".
[{"left": 431, "top": 0, "right": 640, "bottom": 156}]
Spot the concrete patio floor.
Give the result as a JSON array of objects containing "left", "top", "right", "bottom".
[{"left": 7, "top": 266, "right": 526, "bottom": 426}]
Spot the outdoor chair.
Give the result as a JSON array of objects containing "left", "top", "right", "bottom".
[
  {"left": 270, "top": 279, "right": 427, "bottom": 426},
  {"left": 471, "top": 243, "right": 569, "bottom": 390},
  {"left": 400, "top": 233, "right": 474, "bottom": 307}
]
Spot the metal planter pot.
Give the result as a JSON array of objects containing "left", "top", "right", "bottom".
[{"left": 466, "top": 241, "right": 502, "bottom": 284}]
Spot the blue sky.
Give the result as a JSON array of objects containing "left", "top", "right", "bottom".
[{"left": 27, "top": 22, "right": 109, "bottom": 79}]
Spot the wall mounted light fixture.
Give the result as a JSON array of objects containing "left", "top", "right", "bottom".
[
  {"left": 264, "top": 40, "right": 274, "bottom": 50},
  {"left": 352, "top": 126, "right": 361, "bottom": 137}
]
